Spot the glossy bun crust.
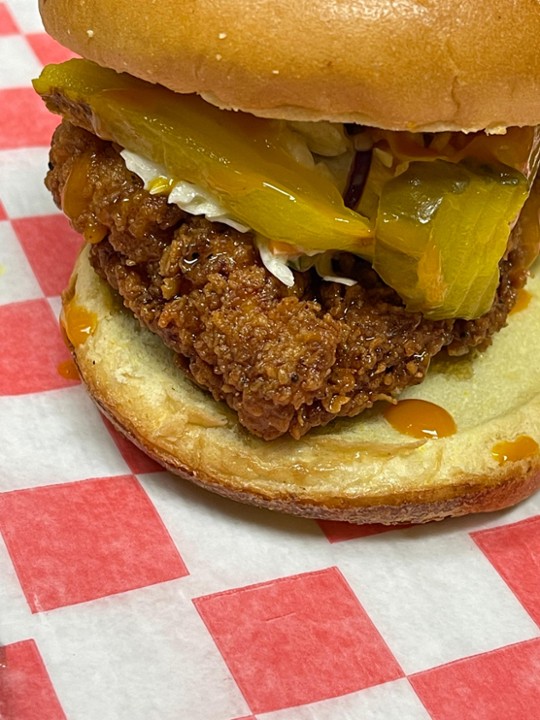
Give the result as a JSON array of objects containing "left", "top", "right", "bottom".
[
  {"left": 62, "top": 246, "right": 540, "bottom": 524},
  {"left": 40, "top": 0, "right": 540, "bottom": 131}
]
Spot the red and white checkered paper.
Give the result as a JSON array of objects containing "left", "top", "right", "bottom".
[{"left": 1, "top": 2, "right": 540, "bottom": 717}]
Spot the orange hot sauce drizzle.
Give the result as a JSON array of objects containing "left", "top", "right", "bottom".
[
  {"left": 61, "top": 151, "right": 107, "bottom": 244},
  {"left": 61, "top": 297, "right": 98, "bottom": 347},
  {"left": 491, "top": 435, "right": 539, "bottom": 465},
  {"left": 384, "top": 398, "right": 457, "bottom": 439},
  {"left": 509, "top": 287, "right": 532, "bottom": 315},
  {"left": 57, "top": 358, "right": 79, "bottom": 380}
]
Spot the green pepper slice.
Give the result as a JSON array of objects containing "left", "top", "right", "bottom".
[
  {"left": 34, "top": 59, "right": 537, "bottom": 321},
  {"left": 374, "top": 160, "right": 529, "bottom": 319},
  {"left": 33, "top": 59, "right": 373, "bottom": 253}
]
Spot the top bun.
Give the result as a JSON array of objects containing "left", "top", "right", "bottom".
[{"left": 40, "top": 0, "right": 540, "bottom": 132}]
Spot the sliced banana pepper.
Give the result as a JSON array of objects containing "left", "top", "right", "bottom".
[
  {"left": 34, "top": 59, "right": 373, "bottom": 254},
  {"left": 374, "top": 160, "right": 528, "bottom": 319},
  {"left": 34, "top": 60, "right": 539, "bottom": 320}
]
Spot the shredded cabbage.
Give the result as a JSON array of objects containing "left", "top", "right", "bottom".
[
  {"left": 121, "top": 147, "right": 358, "bottom": 287},
  {"left": 255, "top": 238, "right": 296, "bottom": 287},
  {"left": 121, "top": 150, "right": 250, "bottom": 232}
]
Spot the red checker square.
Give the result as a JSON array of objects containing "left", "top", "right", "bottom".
[
  {"left": 0, "top": 88, "right": 60, "bottom": 150},
  {"left": 102, "top": 416, "right": 162, "bottom": 474},
  {"left": 471, "top": 515, "right": 540, "bottom": 626},
  {"left": 317, "top": 520, "right": 413, "bottom": 543},
  {"left": 0, "top": 199, "right": 6, "bottom": 220},
  {"left": 194, "top": 567, "right": 403, "bottom": 714},
  {"left": 0, "top": 299, "right": 79, "bottom": 395},
  {"left": 12, "top": 215, "right": 84, "bottom": 297},
  {"left": 0, "top": 475, "right": 189, "bottom": 612},
  {"left": 26, "top": 33, "right": 78, "bottom": 66},
  {"left": 409, "top": 638, "right": 540, "bottom": 720},
  {"left": 0, "top": 3, "right": 19, "bottom": 35},
  {"left": 0, "top": 639, "right": 66, "bottom": 720}
]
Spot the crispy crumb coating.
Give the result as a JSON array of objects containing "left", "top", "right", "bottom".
[{"left": 46, "top": 121, "right": 528, "bottom": 439}]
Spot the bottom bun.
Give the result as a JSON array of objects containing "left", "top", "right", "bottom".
[{"left": 62, "top": 245, "right": 540, "bottom": 524}]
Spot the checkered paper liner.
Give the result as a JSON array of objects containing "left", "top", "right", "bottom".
[{"left": 1, "top": 2, "right": 540, "bottom": 717}]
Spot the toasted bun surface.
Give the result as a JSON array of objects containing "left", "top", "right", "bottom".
[
  {"left": 40, "top": 0, "right": 540, "bottom": 132},
  {"left": 62, "top": 246, "right": 540, "bottom": 524}
]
